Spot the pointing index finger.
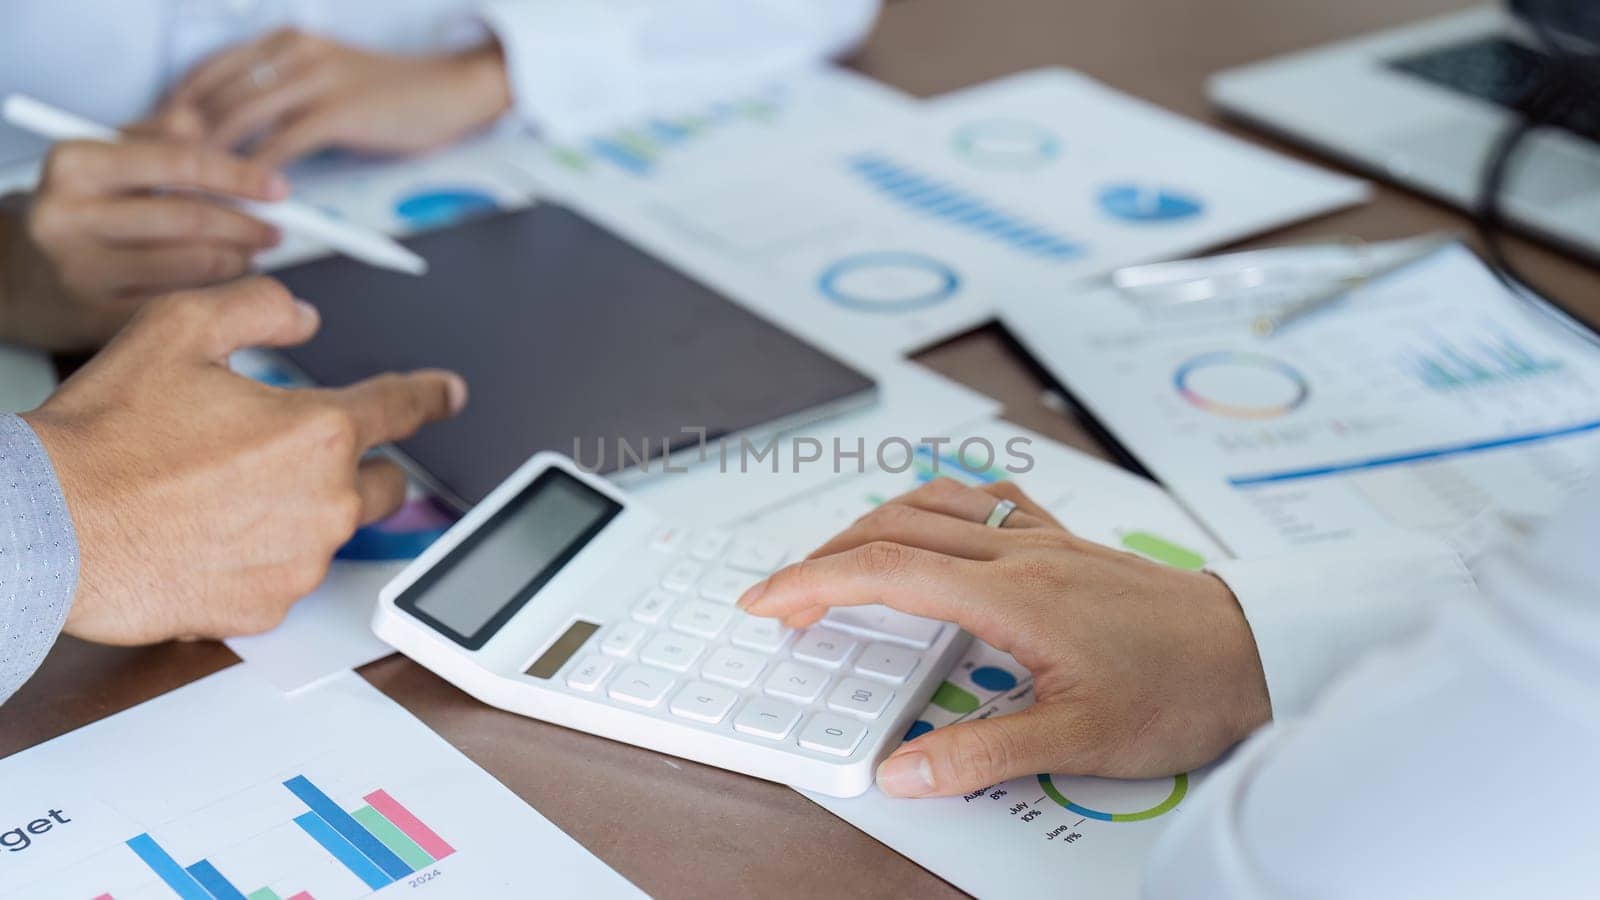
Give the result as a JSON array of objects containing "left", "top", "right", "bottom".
[{"left": 324, "top": 369, "right": 468, "bottom": 452}]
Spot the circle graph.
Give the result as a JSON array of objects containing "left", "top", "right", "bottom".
[
  {"left": 337, "top": 496, "right": 457, "bottom": 562},
  {"left": 1038, "top": 773, "right": 1188, "bottom": 823},
  {"left": 1174, "top": 352, "right": 1309, "bottom": 420},
  {"left": 819, "top": 252, "right": 960, "bottom": 314},
  {"left": 394, "top": 186, "right": 502, "bottom": 229},
  {"left": 1098, "top": 183, "right": 1204, "bottom": 223},
  {"left": 952, "top": 119, "right": 1061, "bottom": 171}
]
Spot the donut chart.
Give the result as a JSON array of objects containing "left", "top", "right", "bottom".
[
  {"left": 1174, "top": 351, "right": 1310, "bottom": 420},
  {"left": 1037, "top": 772, "right": 1188, "bottom": 823},
  {"left": 819, "top": 252, "right": 961, "bottom": 313}
]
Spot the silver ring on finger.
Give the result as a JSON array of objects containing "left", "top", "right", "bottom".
[{"left": 984, "top": 498, "right": 1018, "bottom": 529}]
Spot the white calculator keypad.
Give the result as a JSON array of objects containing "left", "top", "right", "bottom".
[{"left": 559, "top": 524, "right": 950, "bottom": 764}]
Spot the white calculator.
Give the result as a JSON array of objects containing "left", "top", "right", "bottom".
[{"left": 374, "top": 452, "right": 971, "bottom": 797}]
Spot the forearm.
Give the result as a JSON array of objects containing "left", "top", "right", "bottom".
[{"left": 0, "top": 413, "right": 78, "bottom": 705}]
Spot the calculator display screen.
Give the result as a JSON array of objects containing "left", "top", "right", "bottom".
[{"left": 398, "top": 468, "right": 621, "bottom": 649}]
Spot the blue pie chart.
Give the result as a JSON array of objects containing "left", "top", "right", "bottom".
[
  {"left": 1098, "top": 183, "right": 1204, "bottom": 223},
  {"left": 394, "top": 187, "right": 502, "bottom": 229}
]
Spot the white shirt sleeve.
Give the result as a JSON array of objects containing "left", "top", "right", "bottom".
[
  {"left": 1144, "top": 478, "right": 1600, "bottom": 899},
  {"left": 1208, "top": 533, "right": 1478, "bottom": 718},
  {"left": 477, "top": 0, "right": 882, "bottom": 140}
]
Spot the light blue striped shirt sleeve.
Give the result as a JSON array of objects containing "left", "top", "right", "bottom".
[{"left": 0, "top": 413, "right": 77, "bottom": 705}]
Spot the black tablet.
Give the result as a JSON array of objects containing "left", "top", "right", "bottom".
[{"left": 272, "top": 203, "right": 876, "bottom": 508}]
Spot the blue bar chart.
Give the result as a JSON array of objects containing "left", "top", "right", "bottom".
[
  {"left": 110, "top": 774, "right": 455, "bottom": 899},
  {"left": 845, "top": 152, "right": 1083, "bottom": 260}
]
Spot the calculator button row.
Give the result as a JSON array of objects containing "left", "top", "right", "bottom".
[
  {"left": 579, "top": 662, "right": 871, "bottom": 756},
  {"left": 822, "top": 605, "right": 944, "bottom": 649},
  {"left": 791, "top": 627, "right": 858, "bottom": 669},
  {"left": 853, "top": 642, "right": 919, "bottom": 683}
]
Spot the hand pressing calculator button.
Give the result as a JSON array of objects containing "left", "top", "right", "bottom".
[{"left": 376, "top": 451, "right": 973, "bottom": 798}]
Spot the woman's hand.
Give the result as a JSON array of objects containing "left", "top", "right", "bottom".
[
  {"left": 161, "top": 29, "right": 513, "bottom": 167},
  {"left": 737, "top": 478, "right": 1271, "bottom": 798},
  {"left": 0, "top": 140, "right": 286, "bottom": 351}
]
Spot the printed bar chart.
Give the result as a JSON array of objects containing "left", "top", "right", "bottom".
[
  {"left": 124, "top": 828, "right": 321, "bottom": 900},
  {"left": 845, "top": 153, "right": 1084, "bottom": 261},
  {"left": 114, "top": 774, "right": 449, "bottom": 899},
  {"left": 554, "top": 89, "right": 786, "bottom": 176},
  {"left": 285, "top": 775, "right": 456, "bottom": 890}
]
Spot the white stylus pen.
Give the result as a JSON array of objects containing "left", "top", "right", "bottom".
[{"left": 2, "top": 94, "right": 428, "bottom": 276}]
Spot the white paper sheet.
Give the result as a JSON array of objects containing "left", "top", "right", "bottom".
[
  {"left": 0, "top": 666, "right": 642, "bottom": 900},
  {"left": 720, "top": 419, "right": 1226, "bottom": 900},
  {"left": 520, "top": 67, "right": 1367, "bottom": 359},
  {"left": 1006, "top": 243, "right": 1600, "bottom": 555}
]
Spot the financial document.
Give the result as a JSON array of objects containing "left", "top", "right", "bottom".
[
  {"left": 519, "top": 67, "right": 1367, "bottom": 358},
  {"left": 0, "top": 666, "right": 641, "bottom": 900},
  {"left": 1007, "top": 243, "right": 1600, "bottom": 555},
  {"left": 721, "top": 420, "right": 1225, "bottom": 899}
]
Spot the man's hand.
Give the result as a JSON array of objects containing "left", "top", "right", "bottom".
[
  {"left": 21, "top": 278, "right": 467, "bottom": 645},
  {"left": 161, "top": 29, "right": 512, "bottom": 168},
  {"left": 737, "top": 479, "right": 1271, "bottom": 798},
  {"left": 0, "top": 140, "right": 286, "bottom": 351}
]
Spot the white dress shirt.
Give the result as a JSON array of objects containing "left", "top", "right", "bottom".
[
  {"left": 0, "top": 0, "right": 881, "bottom": 165},
  {"left": 1149, "top": 472, "right": 1600, "bottom": 897}
]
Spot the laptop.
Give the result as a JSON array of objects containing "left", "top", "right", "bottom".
[
  {"left": 1209, "top": 2, "right": 1600, "bottom": 261},
  {"left": 272, "top": 202, "right": 877, "bottom": 509}
]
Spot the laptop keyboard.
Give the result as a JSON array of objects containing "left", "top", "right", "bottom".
[{"left": 1389, "top": 37, "right": 1600, "bottom": 143}]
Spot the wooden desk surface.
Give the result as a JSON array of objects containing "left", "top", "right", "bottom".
[{"left": 6, "top": 1, "right": 1597, "bottom": 897}]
